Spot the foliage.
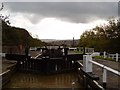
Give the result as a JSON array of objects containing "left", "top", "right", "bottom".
[
  {"left": 0, "top": 3, "right": 10, "bottom": 25},
  {"left": 79, "top": 18, "right": 120, "bottom": 53},
  {"left": 2, "top": 20, "right": 46, "bottom": 47},
  {"left": 1, "top": 3, "right": 46, "bottom": 47}
]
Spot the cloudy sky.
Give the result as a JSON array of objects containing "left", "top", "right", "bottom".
[{"left": 1, "top": 1, "right": 118, "bottom": 40}]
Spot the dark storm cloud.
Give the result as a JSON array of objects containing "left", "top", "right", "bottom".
[{"left": 4, "top": 2, "right": 118, "bottom": 24}]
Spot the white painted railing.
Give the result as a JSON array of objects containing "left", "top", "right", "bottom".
[
  {"left": 108, "top": 53, "right": 119, "bottom": 62},
  {"left": 103, "top": 51, "right": 120, "bottom": 62},
  {"left": 89, "top": 60, "right": 120, "bottom": 76},
  {"left": 83, "top": 55, "right": 120, "bottom": 89},
  {"left": 0, "top": 53, "right": 6, "bottom": 57},
  {"left": 34, "top": 53, "right": 42, "bottom": 59},
  {"left": 0, "top": 70, "right": 10, "bottom": 76}
]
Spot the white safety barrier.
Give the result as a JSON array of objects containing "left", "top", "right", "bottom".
[
  {"left": 0, "top": 53, "right": 6, "bottom": 57},
  {"left": 92, "top": 52, "right": 100, "bottom": 57},
  {"left": 103, "top": 51, "right": 119, "bottom": 62},
  {"left": 108, "top": 53, "right": 119, "bottom": 62},
  {"left": 0, "top": 70, "right": 10, "bottom": 76},
  {"left": 34, "top": 53, "right": 42, "bottom": 59},
  {"left": 83, "top": 55, "right": 120, "bottom": 89}
]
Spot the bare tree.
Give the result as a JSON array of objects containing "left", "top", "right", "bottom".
[
  {"left": 0, "top": 3, "right": 10, "bottom": 25},
  {"left": 0, "top": 3, "right": 3, "bottom": 11}
]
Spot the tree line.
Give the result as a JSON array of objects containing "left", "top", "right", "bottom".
[
  {"left": 79, "top": 18, "right": 120, "bottom": 53},
  {"left": 0, "top": 3, "right": 46, "bottom": 47},
  {"left": 2, "top": 20, "right": 47, "bottom": 47}
]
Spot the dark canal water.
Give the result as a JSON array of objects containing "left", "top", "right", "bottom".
[{"left": 3, "top": 72, "right": 83, "bottom": 89}]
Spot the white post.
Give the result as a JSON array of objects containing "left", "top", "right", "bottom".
[
  {"left": 62, "top": 48, "right": 64, "bottom": 55},
  {"left": 103, "top": 68, "right": 107, "bottom": 89},
  {"left": 103, "top": 51, "right": 106, "bottom": 59},
  {"left": 83, "top": 55, "right": 92, "bottom": 72},
  {"left": 112, "top": 55, "right": 114, "bottom": 59},
  {"left": 116, "top": 53, "right": 118, "bottom": 62},
  {"left": 40, "top": 49, "right": 42, "bottom": 53}
]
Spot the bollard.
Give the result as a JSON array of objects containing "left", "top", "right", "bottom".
[
  {"left": 116, "top": 53, "right": 118, "bottom": 62},
  {"left": 83, "top": 55, "right": 92, "bottom": 72}
]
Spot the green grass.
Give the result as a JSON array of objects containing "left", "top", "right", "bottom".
[{"left": 94, "top": 56, "right": 115, "bottom": 61}]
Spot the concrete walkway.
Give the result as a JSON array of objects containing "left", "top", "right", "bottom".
[
  {"left": 93, "top": 59, "right": 120, "bottom": 71},
  {"left": 92, "top": 59, "right": 120, "bottom": 89}
]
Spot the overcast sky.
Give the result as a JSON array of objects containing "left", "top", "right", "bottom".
[{"left": 1, "top": 2, "right": 118, "bottom": 40}]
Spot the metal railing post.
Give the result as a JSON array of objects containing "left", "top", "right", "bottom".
[
  {"left": 116, "top": 53, "right": 118, "bottom": 62},
  {"left": 103, "top": 68, "right": 107, "bottom": 89}
]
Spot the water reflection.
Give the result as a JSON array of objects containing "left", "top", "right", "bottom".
[{"left": 3, "top": 72, "right": 83, "bottom": 88}]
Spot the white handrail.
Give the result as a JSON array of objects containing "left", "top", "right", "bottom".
[
  {"left": 34, "top": 53, "right": 41, "bottom": 59},
  {"left": 89, "top": 60, "right": 120, "bottom": 76},
  {"left": 82, "top": 55, "right": 120, "bottom": 89},
  {"left": 103, "top": 52, "right": 119, "bottom": 62},
  {"left": 0, "top": 69, "right": 10, "bottom": 76},
  {"left": 77, "top": 60, "right": 83, "bottom": 67}
]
